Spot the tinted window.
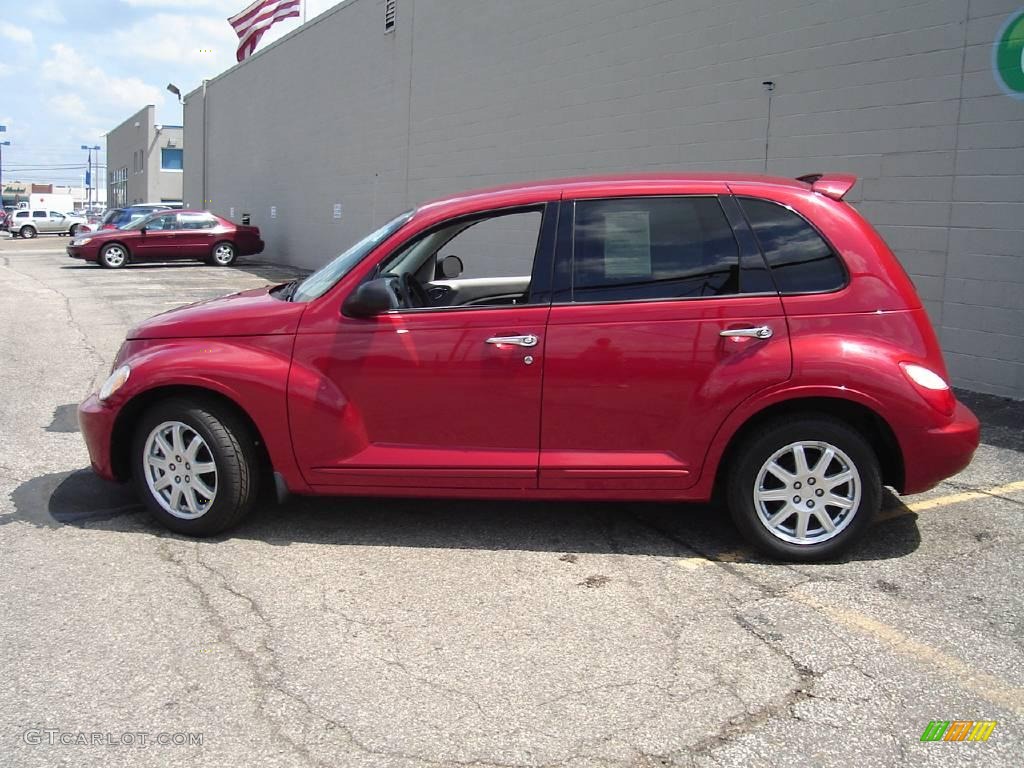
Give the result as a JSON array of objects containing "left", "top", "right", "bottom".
[
  {"left": 572, "top": 197, "right": 739, "bottom": 302},
  {"left": 33, "top": 211, "right": 47, "bottom": 219},
  {"left": 738, "top": 198, "right": 846, "bottom": 293}
]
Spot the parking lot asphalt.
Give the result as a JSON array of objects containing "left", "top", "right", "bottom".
[{"left": 1, "top": 234, "right": 1022, "bottom": 768}]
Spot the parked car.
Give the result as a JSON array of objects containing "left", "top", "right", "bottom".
[
  {"left": 67, "top": 209, "right": 264, "bottom": 268},
  {"left": 78, "top": 173, "right": 979, "bottom": 560},
  {"left": 99, "top": 204, "right": 174, "bottom": 230},
  {"left": 8, "top": 209, "right": 90, "bottom": 238}
]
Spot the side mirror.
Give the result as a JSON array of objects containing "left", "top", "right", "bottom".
[
  {"left": 139, "top": 226, "right": 147, "bottom": 235},
  {"left": 440, "top": 254, "right": 464, "bottom": 279},
  {"left": 342, "top": 278, "right": 397, "bottom": 317}
]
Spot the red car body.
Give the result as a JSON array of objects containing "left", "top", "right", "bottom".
[
  {"left": 67, "top": 209, "right": 264, "bottom": 266},
  {"left": 79, "top": 173, "right": 978, "bottom": 530}
]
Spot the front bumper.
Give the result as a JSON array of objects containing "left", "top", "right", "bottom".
[
  {"left": 78, "top": 394, "right": 119, "bottom": 480},
  {"left": 67, "top": 244, "right": 97, "bottom": 261},
  {"left": 901, "top": 401, "right": 981, "bottom": 494}
]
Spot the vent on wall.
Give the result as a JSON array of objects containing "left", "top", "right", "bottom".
[{"left": 385, "top": 0, "right": 396, "bottom": 32}]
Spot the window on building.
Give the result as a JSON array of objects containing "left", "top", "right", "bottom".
[
  {"left": 571, "top": 196, "right": 740, "bottom": 302},
  {"left": 161, "top": 148, "right": 183, "bottom": 171},
  {"left": 385, "top": 0, "right": 396, "bottom": 31},
  {"left": 738, "top": 198, "right": 846, "bottom": 294}
]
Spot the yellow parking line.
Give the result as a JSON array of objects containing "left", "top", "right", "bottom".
[
  {"left": 797, "top": 593, "right": 1024, "bottom": 717},
  {"left": 879, "top": 479, "right": 1024, "bottom": 521}
]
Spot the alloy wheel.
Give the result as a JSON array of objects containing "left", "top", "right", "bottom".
[
  {"left": 143, "top": 420, "right": 218, "bottom": 519},
  {"left": 102, "top": 246, "right": 126, "bottom": 267},
  {"left": 213, "top": 244, "right": 235, "bottom": 265},
  {"left": 753, "top": 440, "right": 861, "bottom": 545}
]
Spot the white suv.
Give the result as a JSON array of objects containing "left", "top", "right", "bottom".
[{"left": 8, "top": 209, "right": 90, "bottom": 239}]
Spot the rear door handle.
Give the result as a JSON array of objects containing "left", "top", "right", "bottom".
[
  {"left": 720, "top": 325, "right": 773, "bottom": 339},
  {"left": 485, "top": 334, "right": 539, "bottom": 347}
]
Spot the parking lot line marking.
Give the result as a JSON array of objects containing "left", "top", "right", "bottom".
[
  {"left": 878, "top": 479, "right": 1024, "bottom": 521},
  {"left": 797, "top": 593, "right": 1024, "bottom": 717}
]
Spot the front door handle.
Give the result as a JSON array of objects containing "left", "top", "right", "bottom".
[
  {"left": 485, "top": 334, "right": 539, "bottom": 348},
  {"left": 720, "top": 325, "right": 773, "bottom": 340}
]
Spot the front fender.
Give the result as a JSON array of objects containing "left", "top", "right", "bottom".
[{"left": 108, "top": 335, "right": 309, "bottom": 492}]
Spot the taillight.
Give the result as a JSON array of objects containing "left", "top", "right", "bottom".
[{"left": 900, "top": 362, "right": 955, "bottom": 416}]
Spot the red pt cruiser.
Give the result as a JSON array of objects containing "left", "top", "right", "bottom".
[
  {"left": 78, "top": 174, "right": 979, "bottom": 561},
  {"left": 67, "top": 209, "right": 264, "bottom": 267}
]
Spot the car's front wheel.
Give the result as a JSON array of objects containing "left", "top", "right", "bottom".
[
  {"left": 69, "top": 224, "right": 81, "bottom": 237},
  {"left": 209, "top": 241, "right": 237, "bottom": 266},
  {"left": 19, "top": 225, "right": 36, "bottom": 239},
  {"left": 132, "top": 398, "right": 259, "bottom": 535},
  {"left": 727, "top": 416, "right": 880, "bottom": 562},
  {"left": 99, "top": 243, "right": 128, "bottom": 268}
]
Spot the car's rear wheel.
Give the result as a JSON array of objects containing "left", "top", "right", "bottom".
[
  {"left": 20, "top": 225, "right": 36, "bottom": 239},
  {"left": 99, "top": 243, "right": 128, "bottom": 268},
  {"left": 209, "top": 241, "right": 237, "bottom": 266},
  {"left": 132, "top": 398, "right": 259, "bottom": 536},
  {"left": 727, "top": 416, "right": 880, "bottom": 562}
]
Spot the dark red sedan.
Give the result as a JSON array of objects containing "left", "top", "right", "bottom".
[{"left": 67, "top": 209, "right": 264, "bottom": 268}]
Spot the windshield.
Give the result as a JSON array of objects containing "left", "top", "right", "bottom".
[{"left": 291, "top": 210, "right": 414, "bottom": 302}]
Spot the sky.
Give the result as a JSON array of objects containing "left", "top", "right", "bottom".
[{"left": 0, "top": 0, "right": 338, "bottom": 188}]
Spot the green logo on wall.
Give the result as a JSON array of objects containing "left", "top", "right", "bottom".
[{"left": 994, "top": 8, "right": 1024, "bottom": 97}]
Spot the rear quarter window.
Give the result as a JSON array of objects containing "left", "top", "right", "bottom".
[{"left": 739, "top": 198, "right": 846, "bottom": 294}]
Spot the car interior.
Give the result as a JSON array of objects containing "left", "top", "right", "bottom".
[{"left": 373, "top": 209, "right": 542, "bottom": 309}]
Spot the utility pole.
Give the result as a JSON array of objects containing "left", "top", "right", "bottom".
[
  {"left": 81, "top": 144, "right": 101, "bottom": 213},
  {"left": 0, "top": 124, "right": 7, "bottom": 212}
]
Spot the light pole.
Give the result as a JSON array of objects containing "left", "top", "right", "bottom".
[
  {"left": 0, "top": 124, "right": 7, "bottom": 212},
  {"left": 81, "top": 144, "right": 100, "bottom": 212}
]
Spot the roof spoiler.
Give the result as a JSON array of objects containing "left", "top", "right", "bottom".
[{"left": 796, "top": 173, "right": 857, "bottom": 201}]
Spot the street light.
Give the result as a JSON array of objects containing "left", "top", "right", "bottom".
[
  {"left": 167, "top": 83, "right": 181, "bottom": 102},
  {"left": 81, "top": 144, "right": 101, "bottom": 213}
]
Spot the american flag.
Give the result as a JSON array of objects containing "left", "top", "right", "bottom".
[{"left": 229, "top": 0, "right": 302, "bottom": 62}]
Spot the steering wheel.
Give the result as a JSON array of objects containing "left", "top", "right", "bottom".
[{"left": 401, "top": 272, "right": 430, "bottom": 308}]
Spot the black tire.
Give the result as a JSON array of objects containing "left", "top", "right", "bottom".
[
  {"left": 726, "top": 416, "right": 881, "bottom": 562},
  {"left": 131, "top": 398, "right": 260, "bottom": 536},
  {"left": 20, "top": 225, "right": 36, "bottom": 239},
  {"left": 208, "top": 241, "right": 237, "bottom": 266},
  {"left": 69, "top": 224, "right": 81, "bottom": 237},
  {"left": 99, "top": 243, "right": 128, "bottom": 268}
]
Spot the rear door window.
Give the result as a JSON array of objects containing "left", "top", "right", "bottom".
[
  {"left": 738, "top": 198, "right": 846, "bottom": 293},
  {"left": 32, "top": 211, "right": 47, "bottom": 219},
  {"left": 571, "top": 196, "right": 740, "bottom": 302}
]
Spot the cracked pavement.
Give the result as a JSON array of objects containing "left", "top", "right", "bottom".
[{"left": 1, "top": 236, "right": 1022, "bottom": 767}]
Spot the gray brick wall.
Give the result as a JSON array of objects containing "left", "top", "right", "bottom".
[{"left": 184, "top": 0, "right": 1024, "bottom": 398}]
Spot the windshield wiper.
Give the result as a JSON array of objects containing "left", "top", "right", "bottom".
[{"left": 276, "top": 279, "right": 302, "bottom": 302}]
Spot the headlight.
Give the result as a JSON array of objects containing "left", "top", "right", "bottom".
[
  {"left": 99, "top": 365, "right": 131, "bottom": 401},
  {"left": 72, "top": 237, "right": 93, "bottom": 246}
]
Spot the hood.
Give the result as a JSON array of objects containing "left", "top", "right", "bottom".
[
  {"left": 128, "top": 285, "right": 307, "bottom": 340},
  {"left": 79, "top": 225, "right": 134, "bottom": 239}
]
